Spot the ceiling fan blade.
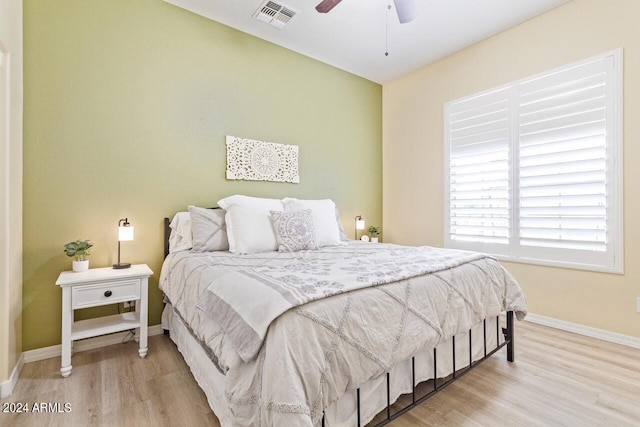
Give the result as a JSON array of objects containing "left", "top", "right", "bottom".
[
  {"left": 394, "top": 0, "right": 417, "bottom": 24},
  {"left": 316, "top": 0, "right": 343, "bottom": 14}
]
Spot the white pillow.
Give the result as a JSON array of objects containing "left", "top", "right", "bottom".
[
  {"left": 169, "top": 212, "right": 193, "bottom": 253},
  {"left": 217, "top": 195, "right": 284, "bottom": 254},
  {"left": 282, "top": 198, "right": 342, "bottom": 247}
]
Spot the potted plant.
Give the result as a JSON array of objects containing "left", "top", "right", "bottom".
[
  {"left": 368, "top": 226, "right": 381, "bottom": 243},
  {"left": 64, "top": 240, "right": 93, "bottom": 272}
]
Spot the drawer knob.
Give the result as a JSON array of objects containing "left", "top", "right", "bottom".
[{"left": 104, "top": 290, "right": 113, "bottom": 297}]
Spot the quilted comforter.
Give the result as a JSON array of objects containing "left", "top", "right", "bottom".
[{"left": 159, "top": 242, "right": 527, "bottom": 427}]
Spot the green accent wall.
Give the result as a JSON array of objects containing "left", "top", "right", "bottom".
[{"left": 23, "top": 0, "right": 382, "bottom": 350}]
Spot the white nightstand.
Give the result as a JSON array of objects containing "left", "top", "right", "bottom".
[{"left": 55, "top": 264, "right": 153, "bottom": 377}]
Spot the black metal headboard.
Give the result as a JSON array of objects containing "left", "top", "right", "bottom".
[{"left": 163, "top": 217, "right": 171, "bottom": 259}]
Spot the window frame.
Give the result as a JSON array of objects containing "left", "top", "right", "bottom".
[{"left": 443, "top": 48, "right": 623, "bottom": 274}]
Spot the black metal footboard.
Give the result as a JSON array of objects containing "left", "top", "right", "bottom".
[{"left": 322, "top": 311, "right": 515, "bottom": 427}]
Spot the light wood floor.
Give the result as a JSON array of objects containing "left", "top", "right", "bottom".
[{"left": 1, "top": 321, "right": 639, "bottom": 427}]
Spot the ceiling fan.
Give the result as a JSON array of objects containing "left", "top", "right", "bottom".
[{"left": 315, "top": 0, "right": 417, "bottom": 24}]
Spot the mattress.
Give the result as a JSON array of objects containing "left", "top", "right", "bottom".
[{"left": 159, "top": 242, "right": 527, "bottom": 426}]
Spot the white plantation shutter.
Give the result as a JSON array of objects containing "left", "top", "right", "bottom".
[
  {"left": 444, "top": 49, "right": 622, "bottom": 272},
  {"left": 518, "top": 56, "right": 612, "bottom": 265},
  {"left": 446, "top": 87, "right": 511, "bottom": 255}
]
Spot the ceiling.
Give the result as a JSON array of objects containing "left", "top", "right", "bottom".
[{"left": 163, "top": 0, "right": 571, "bottom": 84}]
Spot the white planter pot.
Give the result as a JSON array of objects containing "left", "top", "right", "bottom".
[
  {"left": 371, "top": 237, "right": 379, "bottom": 243},
  {"left": 72, "top": 260, "right": 89, "bottom": 272}
]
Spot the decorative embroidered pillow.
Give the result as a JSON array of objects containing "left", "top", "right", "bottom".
[
  {"left": 270, "top": 209, "right": 318, "bottom": 252},
  {"left": 281, "top": 198, "right": 343, "bottom": 247}
]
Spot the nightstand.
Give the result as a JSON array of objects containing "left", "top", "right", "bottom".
[{"left": 55, "top": 264, "right": 153, "bottom": 377}]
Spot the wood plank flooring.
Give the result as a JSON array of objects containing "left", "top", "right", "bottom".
[{"left": 1, "top": 320, "right": 639, "bottom": 427}]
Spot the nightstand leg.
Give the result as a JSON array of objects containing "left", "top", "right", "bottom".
[
  {"left": 137, "top": 277, "right": 148, "bottom": 358},
  {"left": 60, "top": 287, "right": 72, "bottom": 377}
]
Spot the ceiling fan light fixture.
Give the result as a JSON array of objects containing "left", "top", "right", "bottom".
[{"left": 393, "top": 0, "right": 416, "bottom": 24}]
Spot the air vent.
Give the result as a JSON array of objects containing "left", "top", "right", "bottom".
[{"left": 253, "top": 0, "right": 297, "bottom": 29}]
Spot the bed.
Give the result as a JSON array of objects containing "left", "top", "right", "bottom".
[{"left": 159, "top": 196, "right": 528, "bottom": 427}]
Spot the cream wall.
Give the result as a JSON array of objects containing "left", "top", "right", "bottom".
[
  {"left": 383, "top": 0, "right": 640, "bottom": 337},
  {"left": 0, "top": 0, "right": 23, "bottom": 388},
  {"left": 22, "top": 0, "right": 382, "bottom": 351}
]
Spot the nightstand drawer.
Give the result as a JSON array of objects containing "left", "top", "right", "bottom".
[{"left": 72, "top": 279, "right": 140, "bottom": 309}]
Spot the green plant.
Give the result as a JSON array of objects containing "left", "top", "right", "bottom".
[
  {"left": 368, "top": 226, "right": 380, "bottom": 237},
  {"left": 63, "top": 240, "right": 93, "bottom": 261}
]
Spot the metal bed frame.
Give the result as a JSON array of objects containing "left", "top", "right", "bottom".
[
  {"left": 323, "top": 312, "right": 514, "bottom": 427},
  {"left": 162, "top": 217, "right": 515, "bottom": 427}
]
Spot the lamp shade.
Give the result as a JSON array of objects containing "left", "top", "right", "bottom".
[
  {"left": 118, "top": 223, "right": 134, "bottom": 241},
  {"left": 114, "top": 218, "right": 133, "bottom": 269},
  {"left": 354, "top": 215, "right": 365, "bottom": 240}
]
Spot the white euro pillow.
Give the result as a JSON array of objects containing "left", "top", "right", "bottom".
[
  {"left": 282, "top": 198, "right": 342, "bottom": 247},
  {"left": 217, "top": 195, "right": 284, "bottom": 254}
]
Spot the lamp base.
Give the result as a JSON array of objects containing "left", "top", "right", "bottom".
[{"left": 113, "top": 263, "right": 131, "bottom": 269}]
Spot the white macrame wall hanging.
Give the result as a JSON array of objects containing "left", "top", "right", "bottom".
[{"left": 225, "top": 135, "right": 299, "bottom": 184}]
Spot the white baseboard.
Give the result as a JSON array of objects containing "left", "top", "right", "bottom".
[
  {"left": 1, "top": 352, "right": 24, "bottom": 398},
  {"left": 23, "top": 324, "right": 165, "bottom": 364},
  {"left": 525, "top": 313, "right": 640, "bottom": 350}
]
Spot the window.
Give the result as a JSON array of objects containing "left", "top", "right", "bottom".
[{"left": 444, "top": 49, "right": 622, "bottom": 273}]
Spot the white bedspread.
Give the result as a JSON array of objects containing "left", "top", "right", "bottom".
[{"left": 160, "top": 242, "right": 527, "bottom": 427}]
